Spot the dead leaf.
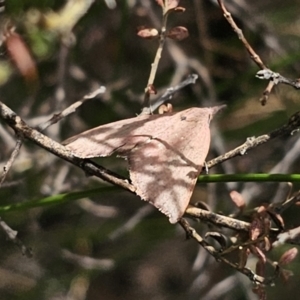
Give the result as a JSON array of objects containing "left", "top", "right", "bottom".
[
  {"left": 250, "top": 217, "right": 263, "bottom": 240},
  {"left": 229, "top": 190, "right": 245, "bottom": 210},
  {"left": 137, "top": 27, "right": 159, "bottom": 39},
  {"left": 155, "top": 0, "right": 180, "bottom": 10},
  {"left": 5, "top": 31, "right": 38, "bottom": 86},
  {"left": 278, "top": 247, "right": 298, "bottom": 266},
  {"left": 173, "top": 7, "right": 185, "bottom": 13},
  {"left": 146, "top": 84, "right": 157, "bottom": 94},
  {"left": 166, "top": 0, "right": 180, "bottom": 10},
  {"left": 64, "top": 106, "right": 222, "bottom": 223},
  {"left": 167, "top": 26, "right": 189, "bottom": 41}
]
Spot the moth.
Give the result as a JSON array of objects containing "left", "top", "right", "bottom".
[{"left": 64, "top": 106, "right": 222, "bottom": 223}]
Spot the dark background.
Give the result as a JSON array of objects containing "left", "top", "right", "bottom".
[{"left": 0, "top": 0, "right": 300, "bottom": 299}]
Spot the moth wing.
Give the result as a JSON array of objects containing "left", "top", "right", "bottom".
[
  {"left": 124, "top": 108, "right": 214, "bottom": 223},
  {"left": 64, "top": 106, "right": 221, "bottom": 223},
  {"left": 63, "top": 114, "right": 161, "bottom": 158},
  {"left": 127, "top": 139, "right": 202, "bottom": 223}
]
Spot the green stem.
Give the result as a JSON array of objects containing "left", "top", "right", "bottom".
[
  {"left": 0, "top": 186, "right": 117, "bottom": 213},
  {"left": 198, "top": 173, "right": 300, "bottom": 183},
  {"left": 1, "top": 174, "right": 299, "bottom": 214}
]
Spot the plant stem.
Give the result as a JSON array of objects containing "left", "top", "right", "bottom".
[
  {"left": 198, "top": 173, "right": 300, "bottom": 183},
  {"left": 142, "top": 10, "right": 168, "bottom": 112},
  {"left": 0, "top": 186, "right": 116, "bottom": 213}
]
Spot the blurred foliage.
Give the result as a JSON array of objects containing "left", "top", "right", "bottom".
[{"left": 1, "top": 0, "right": 300, "bottom": 299}]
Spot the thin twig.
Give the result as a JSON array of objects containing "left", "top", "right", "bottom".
[
  {"left": 274, "top": 226, "right": 300, "bottom": 246},
  {"left": 178, "top": 218, "right": 267, "bottom": 285},
  {"left": 274, "top": 190, "right": 300, "bottom": 214},
  {"left": 141, "top": 6, "right": 169, "bottom": 114},
  {"left": 1, "top": 102, "right": 300, "bottom": 214},
  {"left": 61, "top": 249, "right": 114, "bottom": 270},
  {"left": 150, "top": 74, "right": 198, "bottom": 112},
  {"left": 37, "top": 86, "right": 106, "bottom": 132},
  {"left": 185, "top": 205, "right": 250, "bottom": 232},
  {"left": 0, "top": 179, "right": 22, "bottom": 188},
  {"left": 217, "top": 0, "right": 278, "bottom": 105},
  {"left": 217, "top": 0, "right": 266, "bottom": 70},
  {"left": 1, "top": 101, "right": 300, "bottom": 242},
  {"left": 256, "top": 69, "right": 300, "bottom": 89},
  {"left": 0, "top": 101, "right": 135, "bottom": 193},
  {"left": 0, "top": 217, "right": 33, "bottom": 257},
  {"left": 0, "top": 135, "right": 23, "bottom": 188},
  {"left": 108, "top": 205, "right": 154, "bottom": 241},
  {"left": 207, "top": 110, "right": 300, "bottom": 169},
  {"left": 218, "top": 0, "right": 300, "bottom": 104}
]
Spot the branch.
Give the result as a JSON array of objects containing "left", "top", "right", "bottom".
[
  {"left": 0, "top": 135, "right": 23, "bottom": 188},
  {"left": 0, "top": 101, "right": 135, "bottom": 193},
  {"left": 0, "top": 186, "right": 117, "bottom": 213},
  {"left": 0, "top": 217, "right": 32, "bottom": 258},
  {"left": 256, "top": 68, "right": 300, "bottom": 89},
  {"left": 217, "top": 0, "right": 284, "bottom": 105},
  {"left": 141, "top": 5, "right": 170, "bottom": 114},
  {"left": 37, "top": 86, "right": 106, "bottom": 132},
  {"left": 178, "top": 218, "right": 270, "bottom": 285},
  {"left": 150, "top": 74, "right": 198, "bottom": 112},
  {"left": 198, "top": 173, "right": 300, "bottom": 183},
  {"left": 185, "top": 205, "right": 250, "bottom": 232},
  {"left": 1, "top": 100, "right": 300, "bottom": 242},
  {"left": 207, "top": 110, "right": 300, "bottom": 168},
  {"left": 217, "top": 0, "right": 266, "bottom": 70}
]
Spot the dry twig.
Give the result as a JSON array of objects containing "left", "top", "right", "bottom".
[
  {"left": 0, "top": 135, "right": 23, "bottom": 188},
  {"left": 1, "top": 101, "right": 300, "bottom": 234},
  {"left": 178, "top": 218, "right": 273, "bottom": 285},
  {"left": 37, "top": 86, "right": 106, "bottom": 132},
  {"left": 217, "top": 0, "right": 290, "bottom": 105},
  {"left": 0, "top": 101, "right": 135, "bottom": 193},
  {"left": 0, "top": 217, "right": 32, "bottom": 258},
  {"left": 207, "top": 110, "right": 300, "bottom": 168}
]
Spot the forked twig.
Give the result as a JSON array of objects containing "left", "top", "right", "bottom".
[
  {"left": 0, "top": 101, "right": 135, "bottom": 193},
  {"left": 256, "top": 69, "right": 300, "bottom": 90},
  {"left": 1, "top": 101, "right": 300, "bottom": 231},
  {"left": 0, "top": 217, "right": 32, "bottom": 258},
  {"left": 178, "top": 218, "right": 270, "bottom": 285},
  {"left": 150, "top": 74, "right": 199, "bottom": 112},
  {"left": 217, "top": 0, "right": 291, "bottom": 105},
  {"left": 217, "top": 0, "right": 266, "bottom": 70},
  {"left": 141, "top": 6, "right": 169, "bottom": 113},
  {"left": 37, "top": 86, "right": 106, "bottom": 132},
  {"left": 207, "top": 110, "right": 300, "bottom": 168},
  {"left": 185, "top": 205, "right": 250, "bottom": 232},
  {"left": 0, "top": 87, "right": 106, "bottom": 189}
]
